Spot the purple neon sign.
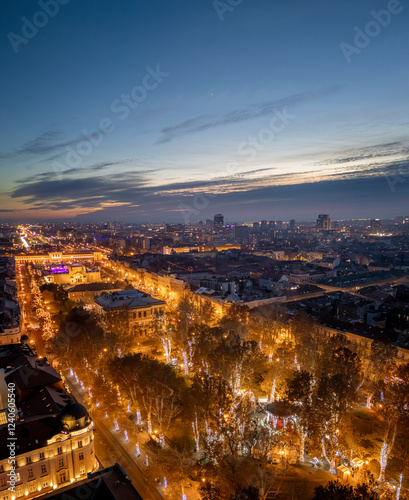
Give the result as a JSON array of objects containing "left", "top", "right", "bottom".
[{"left": 50, "top": 267, "right": 69, "bottom": 274}]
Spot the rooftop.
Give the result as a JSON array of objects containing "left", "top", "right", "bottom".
[{"left": 94, "top": 289, "right": 165, "bottom": 310}]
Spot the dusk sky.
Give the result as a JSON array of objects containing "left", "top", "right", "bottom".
[{"left": 1, "top": 0, "right": 408, "bottom": 223}]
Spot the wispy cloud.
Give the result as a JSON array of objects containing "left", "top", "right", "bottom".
[
  {"left": 17, "top": 130, "right": 82, "bottom": 156},
  {"left": 14, "top": 160, "right": 137, "bottom": 184},
  {"left": 315, "top": 140, "right": 409, "bottom": 167},
  {"left": 157, "top": 86, "right": 342, "bottom": 143}
]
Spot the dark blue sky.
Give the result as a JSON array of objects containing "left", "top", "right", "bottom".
[{"left": 0, "top": 0, "right": 408, "bottom": 222}]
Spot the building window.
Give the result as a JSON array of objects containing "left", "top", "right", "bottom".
[
  {"left": 41, "top": 464, "right": 47, "bottom": 474},
  {"left": 28, "top": 468, "right": 34, "bottom": 478},
  {"left": 0, "top": 477, "right": 6, "bottom": 487},
  {"left": 0, "top": 465, "right": 3, "bottom": 473},
  {"left": 39, "top": 452, "right": 45, "bottom": 460},
  {"left": 57, "top": 446, "right": 63, "bottom": 455},
  {"left": 59, "top": 471, "right": 67, "bottom": 484},
  {"left": 2, "top": 492, "right": 10, "bottom": 500},
  {"left": 80, "top": 465, "right": 86, "bottom": 475},
  {"left": 16, "top": 486, "right": 24, "bottom": 498},
  {"left": 78, "top": 440, "right": 82, "bottom": 448},
  {"left": 42, "top": 477, "right": 49, "bottom": 488},
  {"left": 29, "top": 482, "right": 37, "bottom": 493},
  {"left": 26, "top": 456, "right": 31, "bottom": 464},
  {"left": 138, "top": 311, "right": 141, "bottom": 318},
  {"left": 143, "top": 310, "right": 146, "bottom": 317},
  {"left": 58, "top": 458, "right": 64, "bottom": 469},
  {"left": 79, "top": 453, "right": 84, "bottom": 461}
]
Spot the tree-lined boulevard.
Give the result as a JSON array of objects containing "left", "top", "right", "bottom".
[{"left": 16, "top": 260, "right": 409, "bottom": 499}]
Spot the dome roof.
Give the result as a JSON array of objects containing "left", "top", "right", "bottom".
[
  {"left": 20, "top": 334, "right": 29, "bottom": 343},
  {"left": 58, "top": 402, "right": 91, "bottom": 432}
]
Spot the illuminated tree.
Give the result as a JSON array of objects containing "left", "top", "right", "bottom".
[
  {"left": 372, "top": 363, "right": 409, "bottom": 482},
  {"left": 110, "top": 353, "right": 183, "bottom": 434},
  {"left": 286, "top": 370, "right": 314, "bottom": 462}
]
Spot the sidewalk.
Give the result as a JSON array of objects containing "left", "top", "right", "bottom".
[{"left": 65, "top": 371, "right": 202, "bottom": 500}]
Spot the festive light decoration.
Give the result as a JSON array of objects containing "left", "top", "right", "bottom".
[
  {"left": 147, "top": 419, "right": 152, "bottom": 434},
  {"left": 135, "top": 443, "right": 140, "bottom": 456},
  {"left": 159, "top": 434, "right": 165, "bottom": 447},
  {"left": 114, "top": 419, "right": 119, "bottom": 431},
  {"left": 145, "top": 455, "right": 149, "bottom": 467},
  {"left": 269, "top": 379, "right": 276, "bottom": 403},
  {"left": 379, "top": 442, "right": 388, "bottom": 482},
  {"left": 124, "top": 430, "right": 129, "bottom": 441},
  {"left": 164, "top": 477, "right": 167, "bottom": 489},
  {"left": 299, "top": 432, "right": 305, "bottom": 462},
  {"left": 136, "top": 411, "right": 142, "bottom": 425},
  {"left": 161, "top": 337, "right": 172, "bottom": 364},
  {"left": 192, "top": 415, "right": 200, "bottom": 451},
  {"left": 396, "top": 473, "right": 403, "bottom": 500},
  {"left": 182, "top": 350, "right": 189, "bottom": 376}
]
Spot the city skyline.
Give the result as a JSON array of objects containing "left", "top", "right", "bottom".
[{"left": 1, "top": 0, "right": 409, "bottom": 222}]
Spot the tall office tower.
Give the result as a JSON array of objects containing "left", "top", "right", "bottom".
[
  {"left": 370, "top": 218, "right": 381, "bottom": 234},
  {"left": 214, "top": 213, "right": 224, "bottom": 229},
  {"left": 289, "top": 219, "right": 296, "bottom": 231},
  {"left": 253, "top": 221, "right": 260, "bottom": 232},
  {"left": 316, "top": 214, "right": 331, "bottom": 230},
  {"left": 269, "top": 221, "right": 275, "bottom": 228},
  {"left": 275, "top": 220, "right": 283, "bottom": 230},
  {"left": 260, "top": 220, "right": 268, "bottom": 232},
  {"left": 233, "top": 225, "right": 250, "bottom": 241}
]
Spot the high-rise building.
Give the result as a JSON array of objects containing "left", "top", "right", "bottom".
[
  {"left": 316, "top": 214, "right": 331, "bottom": 230},
  {"left": 289, "top": 219, "right": 296, "bottom": 231},
  {"left": 205, "top": 219, "right": 213, "bottom": 229},
  {"left": 214, "top": 214, "right": 224, "bottom": 229},
  {"left": 233, "top": 225, "right": 249, "bottom": 241},
  {"left": 370, "top": 219, "right": 381, "bottom": 234}
]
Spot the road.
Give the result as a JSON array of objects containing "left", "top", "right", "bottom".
[{"left": 64, "top": 375, "right": 165, "bottom": 500}]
